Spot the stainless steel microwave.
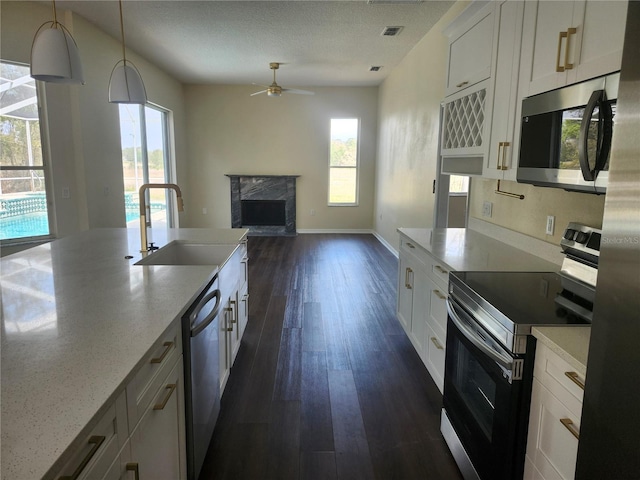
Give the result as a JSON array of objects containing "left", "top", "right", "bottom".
[{"left": 517, "top": 72, "right": 619, "bottom": 194}]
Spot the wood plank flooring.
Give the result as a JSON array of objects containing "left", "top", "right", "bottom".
[{"left": 198, "top": 234, "right": 463, "bottom": 480}]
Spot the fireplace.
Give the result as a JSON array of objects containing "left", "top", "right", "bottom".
[{"left": 226, "top": 175, "right": 299, "bottom": 236}]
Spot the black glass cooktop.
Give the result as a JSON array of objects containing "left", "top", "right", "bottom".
[{"left": 450, "top": 271, "right": 592, "bottom": 329}]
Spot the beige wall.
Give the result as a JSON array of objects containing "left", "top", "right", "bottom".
[
  {"left": 1, "top": 2, "right": 186, "bottom": 237},
  {"left": 469, "top": 178, "right": 606, "bottom": 244},
  {"left": 373, "top": 1, "right": 469, "bottom": 249},
  {"left": 182, "top": 85, "right": 378, "bottom": 230}
]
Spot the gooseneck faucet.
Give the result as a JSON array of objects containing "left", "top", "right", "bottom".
[{"left": 139, "top": 183, "right": 184, "bottom": 252}]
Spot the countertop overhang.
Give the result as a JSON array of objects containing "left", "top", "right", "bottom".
[{"left": 1, "top": 227, "right": 247, "bottom": 480}]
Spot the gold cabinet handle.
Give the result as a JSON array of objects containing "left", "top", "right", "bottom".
[
  {"left": 496, "top": 142, "right": 504, "bottom": 170},
  {"left": 433, "top": 290, "right": 447, "bottom": 300},
  {"left": 500, "top": 142, "right": 510, "bottom": 170},
  {"left": 153, "top": 383, "right": 177, "bottom": 410},
  {"left": 126, "top": 463, "right": 140, "bottom": 480},
  {"left": 58, "top": 435, "right": 105, "bottom": 480},
  {"left": 564, "top": 27, "right": 577, "bottom": 70},
  {"left": 565, "top": 371, "right": 585, "bottom": 390},
  {"left": 560, "top": 417, "right": 580, "bottom": 440},
  {"left": 556, "top": 30, "right": 568, "bottom": 72},
  {"left": 406, "top": 242, "right": 415, "bottom": 249},
  {"left": 455, "top": 80, "right": 469, "bottom": 88},
  {"left": 434, "top": 265, "right": 448, "bottom": 274},
  {"left": 150, "top": 341, "right": 174, "bottom": 364},
  {"left": 405, "top": 267, "right": 413, "bottom": 289},
  {"left": 229, "top": 300, "right": 237, "bottom": 323},
  {"left": 430, "top": 337, "right": 444, "bottom": 350}
]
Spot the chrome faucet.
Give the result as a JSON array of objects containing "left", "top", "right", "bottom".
[{"left": 139, "top": 183, "right": 184, "bottom": 252}]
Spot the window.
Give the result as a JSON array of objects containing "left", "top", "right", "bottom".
[
  {"left": 329, "top": 118, "right": 359, "bottom": 205},
  {"left": 0, "top": 61, "right": 51, "bottom": 243},
  {"left": 119, "top": 104, "right": 174, "bottom": 228}
]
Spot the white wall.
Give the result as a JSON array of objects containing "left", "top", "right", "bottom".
[
  {"left": 0, "top": 2, "right": 186, "bottom": 237},
  {"left": 182, "top": 85, "right": 378, "bottom": 231},
  {"left": 373, "top": 1, "right": 469, "bottom": 249}
]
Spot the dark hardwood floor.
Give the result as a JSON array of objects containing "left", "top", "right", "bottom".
[{"left": 198, "top": 234, "right": 463, "bottom": 480}]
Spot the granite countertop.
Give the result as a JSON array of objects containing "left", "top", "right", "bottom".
[
  {"left": 1, "top": 227, "right": 247, "bottom": 480},
  {"left": 532, "top": 326, "right": 591, "bottom": 376},
  {"left": 397, "top": 227, "right": 560, "bottom": 272}
]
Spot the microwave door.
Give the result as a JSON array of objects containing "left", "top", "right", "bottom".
[{"left": 578, "top": 90, "right": 613, "bottom": 181}]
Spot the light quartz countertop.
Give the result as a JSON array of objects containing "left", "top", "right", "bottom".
[
  {"left": 532, "top": 326, "right": 591, "bottom": 376},
  {"left": 397, "top": 227, "right": 560, "bottom": 272},
  {"left": 1, "top": 227, "right": 247, "bottom": 480}
]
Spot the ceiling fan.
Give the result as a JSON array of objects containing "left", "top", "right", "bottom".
[{"left": 250, "top": 63, "right": 314, "bottom": 97}]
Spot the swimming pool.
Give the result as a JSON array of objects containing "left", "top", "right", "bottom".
[{"left": 0, "top": 211, "right": 50, "bottom": 240}]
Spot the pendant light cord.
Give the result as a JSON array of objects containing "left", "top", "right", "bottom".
[
  {"left": 118, "top": 0, "right": 127, "bottom": 64},
  {"left": 52, "top": 0, "right": 58, "bottom": 24}
]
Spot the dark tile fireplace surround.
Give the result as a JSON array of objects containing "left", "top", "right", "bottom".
[{"left": 226, "top": 175, "right": 299, "bottom": 236}]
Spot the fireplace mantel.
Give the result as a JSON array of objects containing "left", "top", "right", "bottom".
[{"left": 226, "top": 175, "right": 300, "bottom": 236}]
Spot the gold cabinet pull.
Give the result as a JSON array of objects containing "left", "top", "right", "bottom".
[
  {"left": 433, "top": 290, "right": 447, "bottom": 300},
  {"left": 565, "top": 371, "right": 585, "bottom": 390},
  {"left": 560, "top": 418, "right": 580, "bottom": 440},
  {"left": 229, "top": 300, "right": 237, "bottom": 323},
  {"left": 405, "top": 267, "right": 413, "bottom": 289},
  {"left": 153, "top": 383, "right": 177, "bottom": 410},
  {"left": 556, "top": 30, "right": 568, "bottom": 72},
  {"left": 406, "top": 242, "right": 415, "bottom": 249},
  {"left": 58, "top": 435, "right": 105, "bottom": 480},
  {"left": 434, "top": 265, "right": 448, "bottom": 275},
  {"left": 500, "top": 142, "right": 510, "bottom": 170},
  {"left": 126, "top": 463, "right": 140, "bottom": 480},
  {"left": 150, "top": 341, "right": 173, "bottom": 364},
  {"left": 430, "top": 337, "right": 444, "bottom": 350},
  {"left": 496, "top": 142, "right": 504, "bottom": 169},
  {"left": 455, "top": 80, "right": 469, "bottom": 88},
  {"left": 564, "top": 27, "right": 577, "bottom": 70}
]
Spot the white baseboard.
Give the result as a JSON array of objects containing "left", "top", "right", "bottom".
[
  {"left": 296, "top": 229, "right": 373, "bottom": 235},
  {"left": 373, "top": 231, "right": 399, "bottom": 258}
]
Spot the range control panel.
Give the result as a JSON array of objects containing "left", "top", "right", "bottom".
[{"left": 561, "top": 222, "right": 602, "bottom": 266}]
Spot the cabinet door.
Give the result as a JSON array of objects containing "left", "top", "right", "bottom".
[
  {"left": 130, "top": 358, "right": 187, "bottom": 480},
  {"left": 423, "top": 322, "right": 447, "bottom": 393},
  {"left": 522, "top": 1, "right": 575, "bottom": 96},
  {"left": 397, "top": 255, "right": 414, "bottom": 334},
  {"left": 409, "top": 266, "right": 428, "bottom": 355},
  {"left": 527, "top": 379, "right": 580, "bottom": 480},
  {"left": 485, "top": 0, "right": 524, "bottom": 180},
  {"left": 219, "top": 296, "right": 233, "bottom": 393},
  {"left": 446, "top": 6, "right": 495, "bottom": 96}
]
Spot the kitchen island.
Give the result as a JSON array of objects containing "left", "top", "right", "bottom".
[{"left": 1, "top": 227, "right": 247, "bottom": 480}]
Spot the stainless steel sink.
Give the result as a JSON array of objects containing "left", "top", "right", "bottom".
[{"left": 135, "top": 241, "right": 237, "bottom": 266}]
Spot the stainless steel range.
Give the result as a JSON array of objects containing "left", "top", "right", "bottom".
[{"left": 441, "top": 223, "right": 599, "bottom": 480}]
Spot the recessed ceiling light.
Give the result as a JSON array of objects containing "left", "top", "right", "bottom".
[{"left": 381, "top": 26, "right": 404, "bottom": 37}]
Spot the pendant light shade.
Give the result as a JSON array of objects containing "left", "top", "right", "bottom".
[
  {"left": 30, "top": 4, "right": 84, "bottom": 84},
  {"left": 108, "top": 61, "right": 147, "bottom": 104},
  {"left": 109, "top": 0, "right": 147, "bottom": 104}
]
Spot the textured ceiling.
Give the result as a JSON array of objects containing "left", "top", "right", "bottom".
[{"left": 52, "top": 0, "right": 454, "bottom": 87}]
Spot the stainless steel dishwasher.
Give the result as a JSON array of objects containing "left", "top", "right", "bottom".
[{"left": 182, "top": 274, "right": 222, "bottom": 480}]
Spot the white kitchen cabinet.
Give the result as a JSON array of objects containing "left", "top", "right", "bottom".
[
  {"left": 129, "top": 358, "right": 187, "bottom": 480},
  {"left": 520, "top": 0, "right": 628, "bottom": 97},
  {"left": 397, "top": 233, "right": 450, "bottom": 393},
  {"left": 484, "top": 0, "right": 525, "bottom": 181},
  {"left": 525, "top": 342, "right": 585, "bottom": 480}
]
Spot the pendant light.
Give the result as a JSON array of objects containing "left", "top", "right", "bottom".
[
  {"left": 108, "top": 0, "right": 147, "bottom": 104},
  {"left": 30, "top": 0, "right": 84, "bottom": 84}
]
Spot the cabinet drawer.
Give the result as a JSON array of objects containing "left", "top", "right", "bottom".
[
  {"left": 424, "top": 323, "right": 446, "bottom": 393},
  {"left": 400, "top": 237, "right": 428, "bottom": 266},
  {"left": 54, "top": 391, "right": 128, "bottom": 480},
  {"left": 424, "top": 255, "right": 449, "bottom": 290},
  {"left": 534, "top": 342, "right": 585, "bottom": 410},
  {"left": 527, "top": 379, "right": 580, "bottom": 480},
  {"left": 126, "top": 324, "right": 182, "bottom": 433},
  {"left": 429, "top": 286, "right": 448, "bottom": 333}
]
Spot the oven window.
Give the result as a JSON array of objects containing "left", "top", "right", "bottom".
[{"left": 449, "top": 335, "right": 496, "bottom": 441}]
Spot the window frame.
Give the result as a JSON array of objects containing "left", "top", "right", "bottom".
[
  {"left": 0, "top": 60, "right": 55, "bottom": 246},
  {"left": 327, "top": 117, "right": 360, "bottom": 207}
]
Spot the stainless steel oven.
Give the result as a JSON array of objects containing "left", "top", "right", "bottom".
[{"left": 441, "top": 244, "right": 595, "bottom": 480}]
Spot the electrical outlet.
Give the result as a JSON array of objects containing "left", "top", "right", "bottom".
[
  {"left": 310, "top": 209, "right": 316, "bottom": 216},
  {"left": 546, "top": 215, "right": 555, "bottom": 235},
  {"left": 62, "top": 187, "right": 70, "bottom": 199},
  {"left": 482, "top": 201, "right": 493, "bottom": 218}
]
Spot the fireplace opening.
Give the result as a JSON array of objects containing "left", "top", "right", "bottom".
[{"left": 241, "top": 200, "right": 286, "bottom": 226}]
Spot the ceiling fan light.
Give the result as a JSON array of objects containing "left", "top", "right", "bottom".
[
  {"left": 30, "top": 23, "right": 85, "bottom": 84},
  {"left": 108, "top": 61, "right": 147, "bottom": 104}
]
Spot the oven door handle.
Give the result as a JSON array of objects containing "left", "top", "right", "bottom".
[{"left": 446, "top": 299, "right": 514, "bottom": 371}]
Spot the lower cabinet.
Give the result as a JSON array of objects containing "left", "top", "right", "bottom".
[
  {"left": 397, "top": 233, "right": 450, "bottom": 393},
  {"left": 524, "top": 342, "right": 585, "bottom": 480},
  {"left": 53, "top": 326, "right": 187, "bottom": 480}
]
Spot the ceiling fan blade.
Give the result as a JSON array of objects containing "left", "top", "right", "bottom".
[
  {"left": 250, "top": 90, "right": 267, "bottom": 96},
  {"left": 252, "top": 83, "right": 270, "bottom": 88},
  {"left": 282, "top": 88, "right": 315, "bottom": 95}
]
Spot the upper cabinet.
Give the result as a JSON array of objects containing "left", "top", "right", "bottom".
[{"left": 520, "top": 0, "right": 629, "bottom": 97}]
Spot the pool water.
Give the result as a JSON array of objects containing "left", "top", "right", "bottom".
[{"left": 0, "top": 212, "right": 50, "bottom": 240}]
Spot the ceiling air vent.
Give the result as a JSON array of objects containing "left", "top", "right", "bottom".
[
  {"left": 369, "top": 66, "right": 383, "bottom": 72},
  {"left": 381, "top": 26, "right": 404, "bottom": 37}
]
